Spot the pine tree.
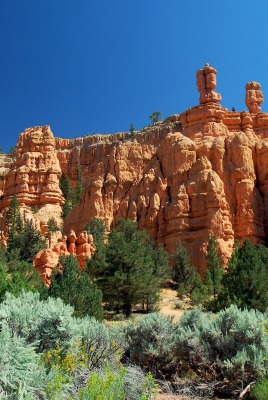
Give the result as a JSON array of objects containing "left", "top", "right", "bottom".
[
  {"left": 88, "top": 219, "right": 168, "bottom": 317},
  {"left": 6, "top": 194, "right": 23, "bottom": 249},
  {"left": 172, "top": 241, "right": 197, "bottom": 295},
  {"left": 205, "top": 236, "right": 223, "bottom": 301},
  {"left": 49, "top": 255, "right": 103, "bottom": 319},
  {"left": 216, "top": 239, "right": 268, "bottom": 311},
  {"left": 7, "top": 220, "right": 45, "bottom": 262}
]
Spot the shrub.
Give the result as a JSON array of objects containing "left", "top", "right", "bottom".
[
  {"left": 0, "top": 291, "right": 77, "bottom": 353},
  {"left": 122, "top": 313, "right": 177, "bottom": 375},
  {"left": 0, "top": 322, "right": 47, "bottom": 399},
  {"left": 74, "top": 364, "right": 156, "bottom": 400},
  {"left": 252, "top": 378, "right": 268, "bottom": 400},
  {"left": 175, "top": 305, "right": 268, "bottom": 396},
  {"left": 216, "top": 240, "right": 268, "bottom": 311},
  {"left": 76, "top": 316, "right": 122, "bottom": 370}
]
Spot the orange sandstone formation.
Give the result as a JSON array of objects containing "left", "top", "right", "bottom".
[
  {"left": 1, "top": 64, "right": 268, "bottom": 274},
  {"left": 0, "top": 126, "right": 64, "bottom": 234},
  {"left": 34, "top": 230, "right": 95, "bottom": 285},
  {"left": 245, "top": 81, "right": 264, "bottom": 114}
]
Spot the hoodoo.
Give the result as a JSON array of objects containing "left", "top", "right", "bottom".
[{"left": 1, "top": 65, "right": 268, "bottom": 275}]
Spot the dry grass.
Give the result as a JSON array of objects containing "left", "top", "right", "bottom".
[{"left": 159, "top": 288, "right": 187, "bottom": 322}]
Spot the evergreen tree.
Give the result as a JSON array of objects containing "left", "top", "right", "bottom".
[
  {"left": 172, "top": 241, "right": 197, "bottom": 295},
  {"left": 49, "top": 255, "right": 103, "bottom": 319},
  {"left": 6, "top": 194, "right": 23, "bottom": 249},
  {"left": 7, "top": 220, "right": 45, "bottom": 262},
  {"left": 149, "top": 111, "right": 162, "bottom": 124},
  {"left": 88, "top": 219, "right": 168, "bottom": 317},
  {"left": 75, "top": 180, "right": 83, "bottom": 203},
  {"left": 216, "top": 239, "right": 268, "bottom": 311},
  {"left": 6, "top": 195, "right": 45, "bottom": 262},
  {"left": 85, "top": 217, "right": 107, "bottom": 246},
  {"left": 60, "top": 173, "right": 82, "bottom": 217},
  {"left": 205, "top": 236, "right": 223, "bottom": 301},
  {"left": 130, "top": 122, "right": 135, "bottom": 135}
]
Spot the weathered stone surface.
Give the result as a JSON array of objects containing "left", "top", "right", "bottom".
[
  {"left": 0, "top": 126, "right": 64, "bottom": 234},
  {"left": 33, "top": 230, "right": 95, "bottom": 285},
  {"left": 196, "top": 63, "right": 222, "bottom": 104},
  {"left": 2, "top": 65, "right": 268, "bottom": 274},
  {"left": 245, "top": 81, "right": 264, "bottom": 114}
]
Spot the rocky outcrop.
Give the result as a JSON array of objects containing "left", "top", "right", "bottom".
[
  {"left": 1, "top": 65, "right": 268, "bottom": 273},
  {"left": 34, "top": 230, "right": 95, "bottom": 285},
  {"left": 0, "top": 126, "right": 64, "bottom": 234}
]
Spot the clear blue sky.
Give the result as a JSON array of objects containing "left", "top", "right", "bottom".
[{"left": 1, "top": 0, "right": 268, "bottom": 152}]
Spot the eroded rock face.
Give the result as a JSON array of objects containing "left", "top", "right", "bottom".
[
  {"left": 33, "top": 230, "right": 95, "bottom": 285},
  {"left": 2, "top": 65, "right": 268, "bottom": 274},
  {"left": 245, "top": 81, "right": 264, "bottom": 114},
  {"left": 0, "top": 126, "right": 64, "bottom": 234}
]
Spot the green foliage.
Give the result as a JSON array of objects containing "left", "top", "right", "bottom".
[
  {"left": 6, "top": 194, "right": 46, "bottom": 263},
  {"left": 130, "top": 122, "right": 135, "bottom": 134},
  {"left": 88, "top": 219, "right": 168, "bottom": 317},
  {"left": 6, "top": 194, "right": 23, "bottom": 247},
  {"left": 172, "top": 241, "right": 197, "bottom": 296},
  {"left": 76, "top": 180, "right": 83, "bottom": 203},
  {"left": 0, "top": 257, "right": 45, "bottom": 302},
  {"left": 74, "top": 364, "right": 156, "bottom": 400},
  {"left": 216, "top": 239, "right": 268, "bottom": 311},
  {"left": 0, "top": 291, "right": 77, "bottom": 353},
  {"left": 0, "top": 290, "right": 157, "bottom": 399},
  {"left": 252, "top": 378, "right": 268, "bottom": 400},
  {"left": 60, "top": 173, "right": 82, "bottom": 218},
  {"left": 7, "top": 220, "right": 46, "bottom": 262},
  {"left": 75, "top": 364, "right": 125, "bottom": 399},
  {"left": 47, "top": 217, "right": 62, "bottom": 235},
  {"left": 205, "top": 236, "right": 223, "bottom": 303},
  {"left": 0, "top": 322, "right": 47, "bottom": 399},
  {"left": 49, "top": 255, "right": 103, "bottom": 319},
  {"left": 8, "top": 146, "right": 16, "bottom": 155},
  {"left": 123, "top": 313, "right": 177, "bottom": 374},
  {"left": 190, "top": 273, "right": 208, "bottom": 305},
  {"left": 176, "top": 305, "right": 268, "bottom": 391},
  {"left": 85, "top": 217, "right": 106, "bottom": 246},
  {"left": 149, "top": 111, "right": 162, "bottom": 124},
  {"left": 76, "top": 317, "right": 122, "bottom": 370}
]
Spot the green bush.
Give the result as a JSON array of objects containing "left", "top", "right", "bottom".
[
  {"left": 122, "top": 313, "right": 177, "bottom": 374},
  {"left": 175, "top": 305, "right": 268, "bottom": 395},
  {"left": 253, "top": 378, "right": 268, "bottom": 400},
  {"left": 0, "top": 291, "right": 77, "bottom": 353},
  {"left": 216, "top": 240, "right": 268, "bottom": 311},
  {"left": 74, "top": 364, "right": 156, "bottom": 400},
  {"left": 0, "top": 322, "right": 47, "bottom": 399},
  {"left": 76, "top": 316, "right": 122, "bottom": 370}
]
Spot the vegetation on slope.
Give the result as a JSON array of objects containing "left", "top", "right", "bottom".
[{"left": 2, "top": 194, "right": 268, "bottom": 398}]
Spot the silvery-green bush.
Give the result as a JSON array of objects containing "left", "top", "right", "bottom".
[
  {"left": 176, "top": 305, "right": 268, "bottom": 384},
  {"left": 0, "top": 291, "right": 77, "bottom": 353},
  {"left": 0, "top": 322, "right": 48, "bottom": 399},
  {"left": 122, "top": 313, "right": 177, "bottom": 373}
]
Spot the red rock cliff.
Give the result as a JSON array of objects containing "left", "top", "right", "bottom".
[{"left": 1, "top": 64, "right": 268, "bottom": 273}]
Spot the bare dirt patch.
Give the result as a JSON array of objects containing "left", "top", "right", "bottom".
[{"left": 158, "top": 288, "right": 186, "bottom": 322}]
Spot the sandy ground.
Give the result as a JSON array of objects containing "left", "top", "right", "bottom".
[
  {"left": 156, "top": 289, "right": 193, "bottom": 400},
  {"left": 158, "top": 288, "right": 185, "bottom": 322}
]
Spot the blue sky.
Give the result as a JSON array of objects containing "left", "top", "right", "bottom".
[{"left": 1, "top": 0, "right": 268, "bottom": 152}]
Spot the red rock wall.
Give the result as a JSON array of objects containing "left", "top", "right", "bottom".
[{"left": 1, "top": 66, "right": 268, "bottom": 274}]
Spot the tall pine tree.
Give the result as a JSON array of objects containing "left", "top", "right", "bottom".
[
  {"left": 205, "top": 236, "right": 223, "bottom": 301},
  {"left": 88, "top": 219, "right": 168, "bottom": 317}
]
